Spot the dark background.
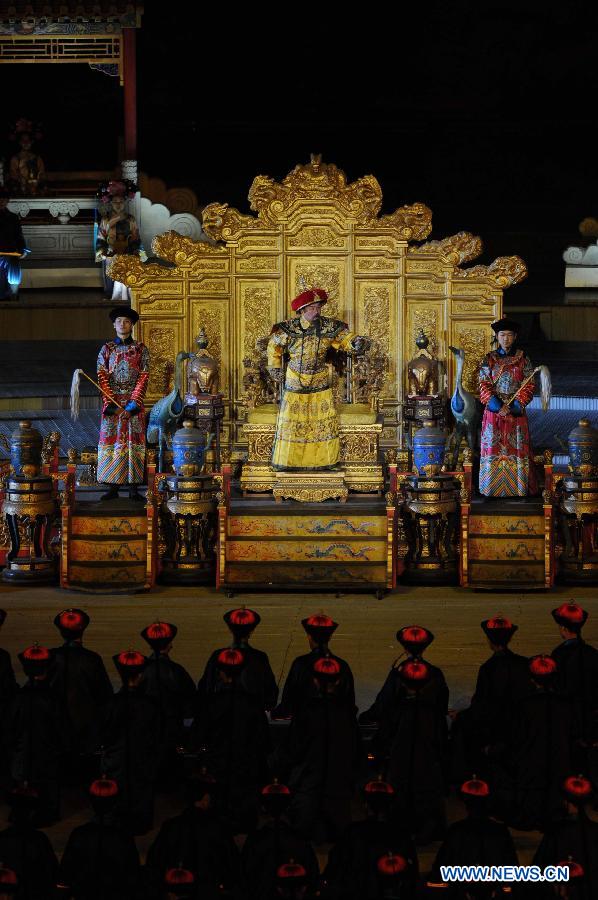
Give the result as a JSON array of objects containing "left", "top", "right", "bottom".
[{"left": 3, "top": 2, "right": 598, "bottom": 294}]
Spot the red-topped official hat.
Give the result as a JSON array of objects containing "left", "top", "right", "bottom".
[
  {"left": 313, "top": 656, "right": 341, "bottom": 682},
  {"left": 224, "top": 607, "right": 261, "bottom": 633},
  {"left": 364, "top": 778, "right": 395, "bottom": 812},
  {"left": 396, "top": 625, "right": 434, "bottom": 656},
  {"left": 90, "top": 778, "right": 119, "bottom": 799},
  {"left": 215, "top": 648, "right": 245, "bottom": 673},
  {"left": 18, "top": 643, "right": 52, "bottom": 675},
  {"left": 276, "top": 862, "right": 307, "bottom": 883},
  {"left": 529, "top": 654, "right": 557, "bottom": 680},
  {"left": 261, "top": 780, "right": 292, "bottom": 815},
  {"left": 302, "top": 614, "right": 338, "bottom": 640},
  {"left": 562, "top": 775, "right": 593, "bottom": 805},
  {"left": 164, "top": 868, "right": 195, "bottom": 897},
  {"left": 54, "top": 607, "right": 90, "bottom": 634},
  {"left": 552, "top": 602, "right": 588, "bottom": 631},
  {"left": 113, "top": 649, "right": 147, "bottom": 677},
  {"left": 0, "top": 866, "right": 18, "bottom": 893},
  {"left": 460, "top": 777, "right": 490, "bottom": 799},
  {"left": 377, "top": 854, "right": 407, "bottom": 877},
  {"left": 397, "top": 659, "right": 430, "bottom": 688},
  {"left": 291, "top": 287, "right": 328, "bottom": 313},
  {"left": 141, "top": 621, "right": 177, "bottom": 649},
  {"left": 481, "top": 615, "right": 518, "bottom": 644},
  {"left": 558, "top": 859, "right": 584, "bottom": 880}
]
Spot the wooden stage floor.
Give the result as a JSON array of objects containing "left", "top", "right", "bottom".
[{"left": 1, "top": 580, "right": 597, "bottom": 871}]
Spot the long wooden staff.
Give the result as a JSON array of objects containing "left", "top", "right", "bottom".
[{"left": 70, "top": 369, "right": 125, "bottom": 421}]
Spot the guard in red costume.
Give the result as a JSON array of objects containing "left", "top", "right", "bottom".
[
  {"left": 478, "top": 318, "right": 538, "bottom": 497},
  {"left": 96, "top": 306, "right": 150, "bottom": 501}
]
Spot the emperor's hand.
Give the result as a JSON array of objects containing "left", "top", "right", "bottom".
[{"left": 125, "top": 401, "right": 141, "bottom": 415}]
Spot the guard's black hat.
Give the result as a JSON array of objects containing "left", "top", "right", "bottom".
[
  {"left": 261, "top": 780, "right": 292, "bottom": 816},
  {"left": 164, "top": 867, "right": 195, "bottom": 897},
  {"left": 491, "top": 317, "right": 520, "bottom": 334},
  {"left": 109, "top": 305, "right": 139, "bottom": 324},
  {"left": 397, "top": 659, "right": 431, "bottom": 689},
  {"left": 364, "top": 778, "right": 395, "bottom": 813},
  {"left": 215, "top": 648, "right": 245, "bottom": 675},
  {"left": 562, "top": 775, "right": 593, "bottom": 807},
  {"left": 529, "top": 654, "right": 557, "bottom": 682},
  {"left": 89, "top": 777, "right": 119, "bottom": 814}
]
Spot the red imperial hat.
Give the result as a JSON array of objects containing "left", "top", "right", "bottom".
[
  {"left": 461, "top": 777, "right": 490, "bottom": 799},
  {"left": 291, "top": 287, "right": 328, "bottom": 313},
  {"left": 18, "top": 644, "right": 52, "bottom": 675},
  {"left": 54, "top": 607, "right": 90, "bottom": 634},
  {"left": 313, "top": 656, "right": 341, "bottom": 682},
  {"left": 529, "top": 654, "right": 557, "bottom": 680},
  {"left": 396, "top": 625, "right": 434, "bottom": 655},
  {"left": 481, "top": 615, "right": 518, "bottom": 644},
  {"left": 224, "top": 607, "right": 261, "bottom": 632},
  {"left": 552, "top": 602, "right": 588, "bottom": 631},
  {"left": 215, "top": 648, "right": 245, "bottom": 673},
  {"left": 397, "top": 659, "right": 430, "bottom": 688},
  {"left": 141, "top": 621, "right": 177, "bottom": 649},
  {"left": 377, "top": 854, "right": 407, "bottom": 877},
  {"left": 302, "top": 614, "right": 338, "bottom": 639},
  {"left": 562, "top": 775, "right": 593, "bottom": 805},
  {"left": 112, "top": 649, "right": 147, "bottom": 677}
]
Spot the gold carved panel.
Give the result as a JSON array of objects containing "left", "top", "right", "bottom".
[
  {"left": 450, "top": 322, "right": 490, "bottom": 393},
  {"left": 288, "top": 258, "right": 347, "bottom": 322},
  {"left": 142, "top": 322, "right": 183, "bottom": 401},
  {"left": 237, "top": 281, "right": 279, "bottom": 397},
  {"left": 355, "top": 281, "right": 397, "bottom": 395},
  {"left": 286, "top": 225, "right": 348, "bottom": 251},
  {"left": 407, "top": 303, "right": 443, "bottom": 359}
]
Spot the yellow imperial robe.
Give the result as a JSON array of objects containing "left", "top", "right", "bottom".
[{"left": 267, "top": 314, "right": 360, "bottom": 470}]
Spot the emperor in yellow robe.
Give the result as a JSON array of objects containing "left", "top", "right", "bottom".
[{"left": 267, "top": 311, "right": 367, "bottom": 470}]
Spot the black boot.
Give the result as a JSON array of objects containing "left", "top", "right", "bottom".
[
  {"left": 129, "top": 485, "right": 144, "bottom": 501},
  {"left": 100, "top": 484, "right": 119, "bottom": 501}
]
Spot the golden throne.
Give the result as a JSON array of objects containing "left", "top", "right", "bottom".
[{"left": 239, "top": 335, "right": 388, "bottom": 496}]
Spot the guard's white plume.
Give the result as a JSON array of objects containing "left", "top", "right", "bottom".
[
  {"left": 539, "top": 364, "right": 552, "bottom": 412},
  {"left": 70, "top": 368, "right": 82, "bottom": 421}
]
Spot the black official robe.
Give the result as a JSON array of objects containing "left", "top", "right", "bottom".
[
  {"left": 142, "top": 653, "right": 196, "bottom": 756},
  {"left": 375, "top": 691, "right": 447, "bottom": 843},
  {"left": 451, "top": 648, "right": 531, "bottom": 781},
  {"left": 324, "top": 817, "right": 418, "bottom": 900},
  {"left": 58, "top": 819, "right": 141, "bottom": 900},
  {"left": 552, "top": 638, "right": 598, "bottom": 742},
  {"left": 4, "top": 679, "right": 67, "bottom": 821},
  {"left": 429, "top": 814, "right": 518, "bottom": 897},
  {"left": 273, "top": 648, "right": 355, "bottom": 719},
  {"left": 0, "top": 823, "right": 58, "bottom": 899},
  {"left": 242, "top": 819, "right": 319, "bottom": 900},
  {"left": 145, "top": 805, "right": 241, "bottom": 899},
  {"left": 278, "top": 693, "right": 363, "bottom": 841},
  {"left": 190, "top": 685, "right": 270, "bottom": 833},
  {"left": 95, "top": 687, "right": 161, "bottom": 835},
  {"left": 199, "top": 642, "right": 279, "bottom": 711},
  {"left": 360, "top": 657, "right": 449, "bottom": 723},
  {"left": 49, "top": 641, "right": 113, "bottom": 752},
  {"left": 533, "top": 814, "right": 598, "bottom": 900},
  {"left": 506, "top": 688, "right": 576, "bottom": 831}
]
